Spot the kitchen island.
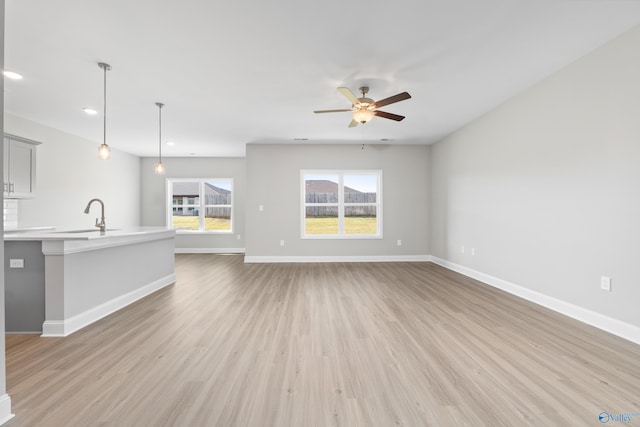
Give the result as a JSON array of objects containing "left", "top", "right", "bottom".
[{"left": 4, "top": 227, "right": 175, "bottom": 336}]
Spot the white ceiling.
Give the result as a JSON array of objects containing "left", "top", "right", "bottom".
[{"left": 4, "top": 1, "right": 640, "bottom": 157}]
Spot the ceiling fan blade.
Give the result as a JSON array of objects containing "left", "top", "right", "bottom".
[
  {"left": 338, "top": 87, "right": 359, "bottom": 105},
  {"left": 314, "top": 109, "right": 353, "bottom": 114},
  {"left": 348, "top": 119, "right": 359, "bottom": 128},
  {"left": 372, "top": 92, "right": 411, "bottom": 108},
  {"left": 374, "top": 110, "right": 405, "bottom": 121}
]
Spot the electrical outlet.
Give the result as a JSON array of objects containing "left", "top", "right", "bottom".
[
  {"left": 259, "top": 205, "right": 264, "bottom": 211},
  {"left": 280, "top": 240, "right": 285, "bottom": 246},
  {"left": 9, "top": 259, "right": 24, "bottom": 268},
  {"left": 600, "top": 276, "right": 611, "bottom": 291},
  {"left": 471, "top": 248, "right": 476, "bottom": 256},
  {"left": 237, "top": 234, "right": 241, "bottom": 240},
  {"left": 397, "top": 240, "right": 402, "bottom": 246},
  {"left": 460, "top": 246, "right": 465, "bottom": 254}
]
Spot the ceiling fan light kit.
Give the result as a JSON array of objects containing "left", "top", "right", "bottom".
[
  {"left": 314, "top": 86, "right": 411, "bottom": 127},
  {"left": 353, "top": 107, "right": 375, "bottom": 124}
]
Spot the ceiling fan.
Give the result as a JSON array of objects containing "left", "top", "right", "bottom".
[{"left": 314, "top": 86, "right": 411, "bottom": 127}]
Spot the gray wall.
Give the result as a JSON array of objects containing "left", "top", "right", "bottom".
[
  {"left": 430, "top": 25, "right": 640, "bottom": 327},
  {"left": 4, "top": 113, "right": 141, "bottom": 229},
  {"left": 245, "top": 144, "right": 429, "bottom": 259},
  {"left": 4, "top": 241, "right": 44, "bottom": 332},
  {"left": 140, "top": 156, "right": 246, "bottom": 251}
]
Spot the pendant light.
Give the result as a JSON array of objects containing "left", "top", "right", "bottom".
[
  {"left": 154, "top": 102, "right": 166, "bottom": 174},
  {"left": 97, "top": 62, "right": 111, "bottom": 160}
]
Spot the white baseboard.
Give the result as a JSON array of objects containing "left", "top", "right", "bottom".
[
  {"left": 42, "top": 273, "right": 176, "bottom": 337},
  {"left": 5, "top": 331, "right": 41, "bottom": 335},
  {"left": 0, "top": 394, "right": 14, "bottom": 426},
  {"left": 41, "top": 321, "right": 66, "bottom": 337},
  {"left": 175, "top": 248, "right": 245, "bottom": 254},
  {"left": 429, "top": 256, "right": 640, "bottom": 345},
  {"left": 244, "top": 255, "right": 430, "bottom": 263}
]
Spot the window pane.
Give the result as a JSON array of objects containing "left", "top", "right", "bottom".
[
  {"left": 203, "top": 180, "right": 232, "bottom": 231},
  {"left": 205, "top": 180, "right": 232, "bottom": 205},
  {"left": 305, "top": 174, "right": 339, "bottom": 203},
  {"left": 170, "top": 181, "right": 199, "bottom": 229},
  {"left": 344, "top": 206, "right": 377, "bottom": 234},
  {"left": 344, "top": 174, "right": 377, "bottom": 203},
  {"left": 305, "top": 206, "right": 338, "bottom": 234}
]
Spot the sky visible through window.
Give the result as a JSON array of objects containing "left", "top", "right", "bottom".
[{"left": 206, "top": 179, "right": 232, "bottom": 191}]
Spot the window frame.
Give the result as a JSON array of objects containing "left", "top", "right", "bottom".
[
  {"left": 301, "top": 169, "right": 383, "bottom": 239},
  {"left": 167, "top": 178, "right": 234, "bottom": 234}
]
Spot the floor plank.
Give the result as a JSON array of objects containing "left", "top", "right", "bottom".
[{"left": 5, "top": 255, "right": 640, "bottom": 426}]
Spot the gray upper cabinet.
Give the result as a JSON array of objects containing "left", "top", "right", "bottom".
[{"left": 3, "top": 134, "right": 41, "bottom": 199}]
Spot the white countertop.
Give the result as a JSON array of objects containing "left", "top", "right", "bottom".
[{"left": 4, "top": 226, "right": 174, "bottom": 241}]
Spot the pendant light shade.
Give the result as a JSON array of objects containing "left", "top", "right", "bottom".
[
  {"left": 98, "top": 62, "right": 111, "bottom": 160},
  {"left": 154, "top": 161, "right": 166, "bottom": 175},
  {"left": 98, "top": 143, "right": 111, "bottom": 160},
  {"left": 154, "top": 102, "right": 166, "bottom": 174}
]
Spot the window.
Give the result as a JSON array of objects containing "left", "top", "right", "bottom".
[
  {"left": 167, "top": 178, "right": 233, "bottom": 233},
  {"left": 301, "top": 170, "right": 382, "bottom": 238}
]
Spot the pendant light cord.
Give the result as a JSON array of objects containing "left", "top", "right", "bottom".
[
  {"left": 156, "top": 102, "right": 165, "bottom": 163},
  {"left": 103, "top": 66, "right": 106, "bottom": 147},
  {"left": 98, "top": 62, "right": 111, "bottom": 148},
  {"left": 102, "top": 64, "right": 108, "bottom": 147},
  {"left": 158, "top": 104, "right": 162, "bottom": 162}
]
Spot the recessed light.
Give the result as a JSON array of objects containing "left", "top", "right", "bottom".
[
  {"left": 166, "top": 141, "right": 175, "bottom": 146},
  {"left": 83, "top": 107, "right": 98, "bottom": 115},
  {"left": 3, "top": 70, "right": 23, "bottom": 80}
]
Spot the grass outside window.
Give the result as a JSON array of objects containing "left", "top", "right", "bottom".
[
  {"left": 172, "top": 216, "right": 231, "bottom": 231},
  {"left": 305, "top": 217, "right": 377, "bottom": 235}
]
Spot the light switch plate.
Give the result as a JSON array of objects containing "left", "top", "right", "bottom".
[{"left": 9, "top": 259, "right": 24, "bottom": 268}]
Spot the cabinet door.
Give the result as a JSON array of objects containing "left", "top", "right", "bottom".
[
  {"left": 4, "top": 135, "right": 39, "bottom": 198},
  {"left": 9, "top": 140, "right": 35, "bottom": 195}
]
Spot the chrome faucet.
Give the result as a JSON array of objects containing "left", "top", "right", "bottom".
[{"left": 84, "top": 198, "right": 106, "bottom": 232}]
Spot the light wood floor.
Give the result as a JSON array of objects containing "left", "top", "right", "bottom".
[{"left": 5, "top": 255, "right": 640, "bottom": 426}]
